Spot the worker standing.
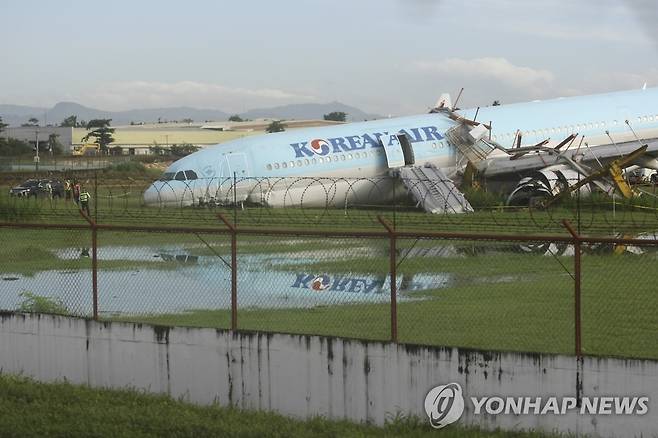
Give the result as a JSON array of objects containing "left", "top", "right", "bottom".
[
  {"left": 79, "top": 186, "right": 91, "bottom": 217},
  {"left": 73, "top": 180, "right": 81, "bottom": 205},
  {"left": 64, "top": 179, "right": 72, "bottom": 200}
]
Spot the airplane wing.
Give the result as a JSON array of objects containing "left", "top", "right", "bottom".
[
  {"left": 476, "top": 139, "right": 658, "bottom": 178},
  {"left": 472, "top": 137, "right": 658, "bottom": 206}
]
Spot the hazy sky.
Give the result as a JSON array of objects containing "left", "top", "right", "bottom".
[{"left": 1, "top": 0, "right": 656, "bottom": 115}]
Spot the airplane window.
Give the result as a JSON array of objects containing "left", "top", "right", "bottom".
[
  {"left": 312, "top": 158, "right": 317, "bottom": 164},
  {"left": 348, "top": 154, "right": 353, "bottom": 160},
  {"left": 282, "top": 162, "right": 288, "bottom": 168},
  {"left": 637, "top": 117, "right": 642, "bottom": 123},
  {"left": 341, "top": 155, "right": 346, "bottom": 161},
  {"left": 289, "top": 161, "right": 294, "bottom": 168},
  {"left": 613, "top": 120, "right": 618, "bottom": 125},
  {"left": 175, "top": 172, "right": 186, "bottom": 181},
  {"left": 304, "top": 159, "right": 310, "bottom": 165},
  {"left": 650, "top": 116, "right": 654, "bottom": 122},
  {"left": 267, "top": 164, "right": 272, "bottom": 171},
  {"left": 319, "top": 157, "right": 324, "bottom": 164},
  {"left": 274, "top": 163, "right": 280, "bottom": 169},
  {"left": 297, "top": 160, "right": 302, "bottom": 167},
  {"left": 589, "top": 123, "right": 594, "bottom": 129},
  {"left": 184, "top": 170, "right": 198, "bottom": 180}
]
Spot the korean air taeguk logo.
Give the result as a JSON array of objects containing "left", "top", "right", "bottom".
[
  {"left": 311, "top": 274, "right": 331, "bottom": 291},
  {"left": 309, "top": 139, "right": 331, "bottom": 155}
]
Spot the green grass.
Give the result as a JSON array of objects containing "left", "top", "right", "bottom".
[
  {"left": 0, "top": 374, "right": 565, "bottom": 437},
  {"left": 2, "top": 180, "right": 658, "bottom": 235}
]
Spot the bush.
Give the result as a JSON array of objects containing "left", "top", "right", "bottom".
[
  {"left": 463, "top": 187, "right": 506, "bottom": 208},
  {"left": 0, "top": 138, "right": 32, "bottom": 156},
  {"left": 18, "top": 291, "right": 68, "bottom": 315},
  {"left": 108, "top": 161, "right": 146, "bottom": 172}
]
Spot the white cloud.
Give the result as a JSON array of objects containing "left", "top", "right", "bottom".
[
  {"left": 78, "top": 81, "right": 317, "bottom": 112},
  {"left": 414, "top": 57, "right": 556, "bottom": 98}
]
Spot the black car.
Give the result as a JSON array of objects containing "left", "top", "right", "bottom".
[{"left": 9, "top": 179, "right": 65, "bottom": 198}]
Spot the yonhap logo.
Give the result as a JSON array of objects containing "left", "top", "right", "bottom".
[
  {"left": 424, "top": 383, "right": 465, "bottom": 429},
  {"left": 423, "top": 383, "right": 649, "bottom": 429}
]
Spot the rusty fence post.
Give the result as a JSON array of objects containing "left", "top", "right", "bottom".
[
  {"left": 218, "top": 213, "right": 238, "bottom": 331},
  {"left": 378, "top": 216, "right": 398, "bottom": 342},
  {"left": 562, "top": 219, "right": 582, "bottom": 357},
  {"left": 80, "top": 210, "right": 98, "bottom": 320}
]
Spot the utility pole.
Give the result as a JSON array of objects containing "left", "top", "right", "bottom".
[{"left": 34, "top": 130, "right": 40, "bottom": 172}]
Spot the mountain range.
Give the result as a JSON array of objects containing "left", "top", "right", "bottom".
[{"left": 0, "top": 101, "right": 381, "bottom": 127}]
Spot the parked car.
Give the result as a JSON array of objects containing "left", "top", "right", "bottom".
[{"left": 9, "top": 179, "right": 65, "bottom": 198}]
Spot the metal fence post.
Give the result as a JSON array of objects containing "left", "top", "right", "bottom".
[
  {"left": 218, "top": 213, "right": 238, "bottom": 331},
  {"left": 562, "top": 220, "right": 582, "bottom": 357},
  {"left": 378, "top": 216, "right": 398, "bottom": 342},
  {"left": 80, "top": 210, "right": 98, "bottom": 320}
]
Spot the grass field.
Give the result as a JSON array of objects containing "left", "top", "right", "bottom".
[
  {"left": 0, "top": 374, "right": 565, "bottom": 437},
  {"left": 2, "top": 177, "right": 658, "bottom": 235},
  {"left": 124, "top": 247, "right": 657, "bottom": 360}
]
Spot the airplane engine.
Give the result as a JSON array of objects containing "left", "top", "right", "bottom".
[{"left": 507, "top": 166, "right": 591, "bottom": 206}]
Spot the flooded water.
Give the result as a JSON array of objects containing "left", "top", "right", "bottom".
[
  {"left": 0, "top": 246, "right": 451, "bottom": 316},
  {"left": 2, "top": 235, "right": 655, "bottom": 317}
]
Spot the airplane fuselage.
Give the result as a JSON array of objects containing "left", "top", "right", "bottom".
[{"left": 144, "top": 87, "right": 658, "bottom": 208}]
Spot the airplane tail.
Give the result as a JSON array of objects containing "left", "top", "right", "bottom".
[{"left": 435, "top": 93, "right": 452, "bottom": 110}]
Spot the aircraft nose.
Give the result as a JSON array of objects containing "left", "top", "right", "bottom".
[{"left": 143, "top": 184, "right": 159, "bottom": 206}]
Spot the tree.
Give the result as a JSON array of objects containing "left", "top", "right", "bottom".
[
  {"left": 0, "top": 116, "right": 7, "bottom": 134},
  {"left": 82, "top": 119, "right": 115, "bottom": 153},
  {"left": 60, "top": 115, "right": 79, "bottom": 127},
  {"left": 266, "top": 120, "right": 286, "bottom": 133},
  {"left": 181, "top": 118, "right": 194, "bottom": 124},
  {"left": 228, "top": 115, "right": 244, "bottom": 122},
  {"left": 47, "top": 133, "right": 64, "bottom": 155},
  {"left": 22, "top": 117, "right": 39, "bottom": 127},
  {"left": 150, "top": 143, "right": 165, "bottom": 155},
  {"left": 169, "top": 143, "right": 200, "bottom": 157},
  {"left": 0, "top": 138, "right": 32, "bottom": 156},
  {"left": 323, "top": 111, "right": 347, "bottom": 122}
]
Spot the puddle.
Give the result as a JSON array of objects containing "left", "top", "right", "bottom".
[
  {"left": 2, "top": 247, "right": 452, "bottom": 315},
  {"left": 4, "top": 236, "right": 655, "bottom": 317}
]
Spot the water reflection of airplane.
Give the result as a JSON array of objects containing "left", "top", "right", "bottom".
[
  {"left": 144, "top": 87, "right": 658, "bottom": 213},
  {"left": 397, "top": 235, "right": 658, "bottom": 258},
  {"left": 157, "top": 252, "right": 453, "bottom": 307}
]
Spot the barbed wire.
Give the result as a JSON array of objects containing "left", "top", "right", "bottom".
[{"left": 2, "top": 172, "right": 658, "bottom": 235}]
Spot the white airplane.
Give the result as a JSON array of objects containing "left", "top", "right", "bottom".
[{"left": 143, "top": 87, "right": 658, "bottom": 213}]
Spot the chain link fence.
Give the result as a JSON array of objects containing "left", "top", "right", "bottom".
[
  {"left": 3, "top": 172, "right": 658, "bottom": 234},
  {"left": 1, "top": 220, "right": 657, "bottom": 360}
]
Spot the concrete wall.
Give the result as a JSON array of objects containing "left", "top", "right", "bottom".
[{"left": 0, "top": 313, "right": 655, "bottom": 437}]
